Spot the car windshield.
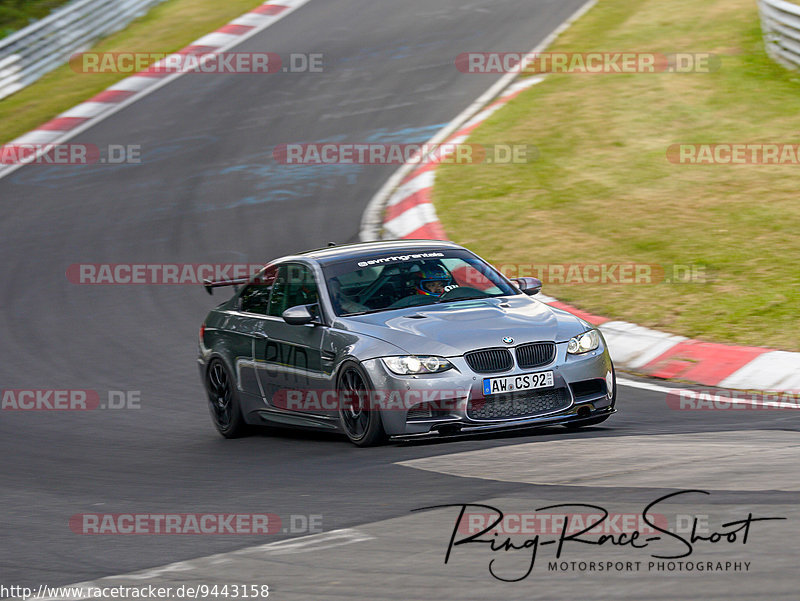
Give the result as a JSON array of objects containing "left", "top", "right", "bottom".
[{"left": 322, "top": 249, "right": 519, "bottom": 316}]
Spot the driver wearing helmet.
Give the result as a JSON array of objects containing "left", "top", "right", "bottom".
[{"left": 413, "top": 263, "right": 454, "bottom": 297}]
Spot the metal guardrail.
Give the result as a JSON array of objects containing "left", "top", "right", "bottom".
[
  {"left": 0, "top": 0, "right": 168, "bottom": 101},
  {"left": 758, "top": 0, "right": 800, "bottom": 69}
]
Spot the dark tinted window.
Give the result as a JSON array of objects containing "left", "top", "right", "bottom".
[
  {"left": 322, "top": 250, "right": 518, "bottom": 316},
  {"left": 268, "top": 263, "right": 319, "bottom": 317},
  {"left": 239, "top": 266, "right": 277, "bottom": 315}
]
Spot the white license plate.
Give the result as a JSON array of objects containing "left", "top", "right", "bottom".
[{"left": 482, "top": 371, "right": 554, "bottom": 395}]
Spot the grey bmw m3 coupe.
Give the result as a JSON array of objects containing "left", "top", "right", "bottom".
[{"left": 198, "top": 239, "right": 616, "bottom": 446}]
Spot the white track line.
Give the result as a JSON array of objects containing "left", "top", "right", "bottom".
[
  {"left": 359, "top": 0, "right": 599, "bottom": 241},
  {"left": 24, "top": 530, "right": 374, "bottom": 601},
  {"left": 618, "top": 377, "right": 800, "bottom": 408}
]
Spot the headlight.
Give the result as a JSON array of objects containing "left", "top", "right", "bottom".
[
  {"left": 382, "top": 356, "right": 454, "bottom": 375},
  {"left": 567, "top": 329, "right": 601, "bottom": 355}
]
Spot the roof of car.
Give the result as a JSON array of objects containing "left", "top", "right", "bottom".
[{"left": 295, "top": 239, "right": 465, "bottom": 264}]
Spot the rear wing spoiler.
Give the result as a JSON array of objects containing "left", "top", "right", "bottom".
[{"left": 203, "top": 277, "right": 249, "bottom": 295}]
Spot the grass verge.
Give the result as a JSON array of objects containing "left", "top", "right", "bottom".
[
  {"left": 0, "top": 0, "right": 264, "bottom": 143},
  {"left": 0, "top": 0, "right": 72, "bottom": 38},
  {"left": 434, "top": 0, "right": 800, "bottom": 351}
]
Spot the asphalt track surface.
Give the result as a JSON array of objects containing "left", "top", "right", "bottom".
[{"left": 1, "top": 0, "right": 798, "bottom": 598}]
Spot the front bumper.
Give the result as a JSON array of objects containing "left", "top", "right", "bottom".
[
  {"left": 394, "top": 406, "right": 616, "bottom": 440},
  {"left": 361, "top": 340, "right": 615, "bottom": 437}
]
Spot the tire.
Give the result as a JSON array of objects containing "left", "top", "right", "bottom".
[
  {"left": 205, "top": 359, "right": 249, "bottom": 438},
  {"left": 337, "top": 363, "right": 386, "bottom": 447}
]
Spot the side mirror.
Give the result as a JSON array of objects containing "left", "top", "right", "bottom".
[
  {"left": 514, "top": 277, "right": 542, "bottom": 296},
  {"left": 282, "top": 304, "right": 317, "bottom": 325}
]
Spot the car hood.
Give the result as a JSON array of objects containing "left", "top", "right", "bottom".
[{"left": 337, "top": 296, "right": 588, "bottom": 356}]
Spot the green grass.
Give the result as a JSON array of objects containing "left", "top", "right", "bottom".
[
  {"left": 0, "top": 0, "right": 72, "bottom": 38},
  {"left": 0, "top": 0, "right": 265, "bottom": 143},
  {"left": 434, "top": 0, "right": 800, "bottom": 351}
]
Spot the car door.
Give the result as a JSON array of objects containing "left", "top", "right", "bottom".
[
  {"left": 254, "top": 262, "right": 334, "bottom": 416},
  {"left": 229, "top": 265, "right": 278, "bottom": 403}
]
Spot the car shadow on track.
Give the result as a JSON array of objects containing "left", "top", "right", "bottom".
[{"left": 245, "top": 422, "right": 617, "bottom": 449}]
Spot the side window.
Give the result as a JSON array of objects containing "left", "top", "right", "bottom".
[
  {"left": 268, "top": 263, "right": 319, "bottom": 317},
  {"left": 239, "top": 266, "right": 277, "bottom": 315}
]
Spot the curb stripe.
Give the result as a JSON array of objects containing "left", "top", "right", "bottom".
[
  {"left": 252, "top": 4, "right": 288, "bottom": 14},
  {"left": 60, "top": 102, "right": 113, "bottom": 119},
  {"left": 384, "top": 189, "right": 432, "bottom": 222},
  {"left": 376, "top": 74, "right": 798, "bottom": 390},
  {"left": 0, "top": 2, "right": 307, "bottom": 181},
  {"left": 217, "top": 24, "right": 256, "bottom": 35},
  {"left": 38, "top": 117, "right": 91, "bottom": 131},
  {"left": 231, "top": 14, "right": 277, "bottom": 26},
  {"left": 379, "top": 80, "right": 543, "bottom": 241},
  {"left": 387, "top": 171, "right": 434, "bottom": 206},
  {"left": 719, "top": 351, "right": 800, "bottom": 390},
  {"left": 192, "top": 32, "right": 242, "bottom": 47},
  {"left": 598, "top": 321, "right": 687, "bottom": 370},
  {"left": 107, "top": 76, "right": 160, "bottom": 92},
  {"left": 88, "top": 90, "right": 136, "bottom": 103},
  {"left": 398, "top": 161, "right": 438, "bottom": 184},
  {"left": 12, "top": 131, "right": 63, "bottom": 144},
  {"left": 176, "top": 45, "right": 218, "bottom": 55},
  {"left": 137, "top": 66, "right": 172, "bottom": 78},
  {"left": 384, "top": 203, "right": 440, "bottom": 238},
  {"left": 402, "top": 221, "right": 448, "bottom": 240},
  {"left": 640, "top": 341, "right": 770, "bottom": 385},
  {"left": 361, "top": 0, "right": 798, "bottom": 391}
]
